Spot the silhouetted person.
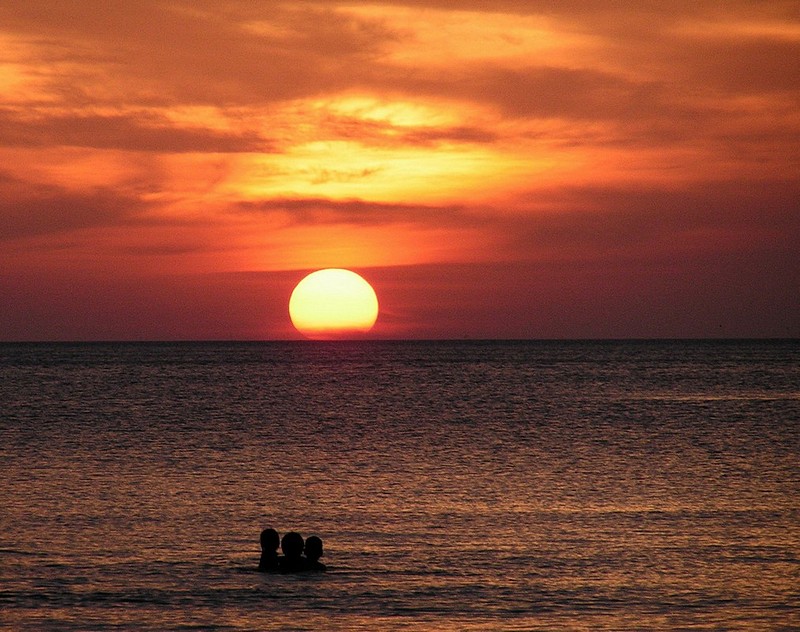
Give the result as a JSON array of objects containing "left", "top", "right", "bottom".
[
  {"left": 258, "top": 528, "right": 280, "bottom": 572},
  {"left": 303, "top": 535, "right": 326, "bottom": 572},
  {"left": 278, "top": 531, "right": 305, "bottom": 573}
]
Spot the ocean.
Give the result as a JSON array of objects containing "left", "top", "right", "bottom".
[{"left": 1, "top": 340, "right": 798, "bottom": 630}]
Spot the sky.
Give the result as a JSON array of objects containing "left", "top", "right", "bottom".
[{"left": 1, "top": 0, "right": 798, "bottom": 340}]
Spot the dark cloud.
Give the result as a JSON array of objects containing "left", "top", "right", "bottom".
[
  {"left": 445, "top": 65, "right": 666, "bottom": 120},
  {"left": 0, "top": 172, "right": 147, "bottom": 240},
  {"left": 0, "top": 110, "right": 270, "bottom": 152},
  {"left": 234, "top": 197, "right": 484, "bottom": 229},
  {"left": 318, "top": 114, "right": 499, "bottom": 147},
  {"left": 503, "top": 179, "right": 800, "bottom": 261},
  {"left": 672, "top": 37, "right": 800, "bottom": 95},
  {"left": 403, "top": 126, "right": 498, "bottom": 145}
]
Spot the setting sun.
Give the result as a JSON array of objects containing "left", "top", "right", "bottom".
[{"left": 289, "top": 269, "right": 379, "bottom": 339}]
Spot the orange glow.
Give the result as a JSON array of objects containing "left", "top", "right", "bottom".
[
  {"left": 289, "top": 269, "right": 379, "bottom": 338},
  {"left": 0, "top": 1, "right": 797, "bottom": 340},
  {"left": 228, "top": 135, "right": 537, "bottom": 205}
]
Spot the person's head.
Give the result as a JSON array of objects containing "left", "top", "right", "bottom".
[
  {"left": 281, "top": 531, "right": 304, "bottom": 559},
  {"left": 305, "top": 536, "right": 323, "bottom": 562},
  {"left": 260, "top": 528, "right": 280, "bottom": 552}
]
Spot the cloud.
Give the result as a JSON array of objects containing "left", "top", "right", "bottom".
[
  {"left": 314, "top": 113, "right": 499, "bottom": 147},
  {"left": 233, "top": 197, "right": 484, "bottom": 229},
  {"left": 502, "top": 179, "right": 800, "bottom": 262},
  {"left": 0, "top": 109, "right": 270, "bottom": 153},
  {"left": 670, "top": 37, "right": 800, "bottom": 94},
  {"left": 0, "top": 1, "right": 395, "bottom": 107},
  {"left": 0, "top": 171, "right": 146, "bottom": 240},
  {"left": 438, "top": 65, "right": 666, "bottom": 121}
]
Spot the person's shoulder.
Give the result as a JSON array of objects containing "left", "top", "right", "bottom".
[
  {"left": 278, "top": 557, "right": 305, "bottom": 573},
  {"left": 306, "top": 560, "right": 327, "bottom": 572},
  {"left": 258, "top": 552, "right": 280, "bottom": 572}
]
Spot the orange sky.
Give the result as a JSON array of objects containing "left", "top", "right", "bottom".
[{"left": 1, "top": 1, "right": 798, "bottom": 339}]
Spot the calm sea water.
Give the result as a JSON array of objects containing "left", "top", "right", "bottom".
[{"left": 1, "top": 340, "right": 798, "bottom": 631}]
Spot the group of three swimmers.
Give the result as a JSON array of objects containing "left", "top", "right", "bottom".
[{"left": 258, "top": 528, "right": 326, "bottom": 573}]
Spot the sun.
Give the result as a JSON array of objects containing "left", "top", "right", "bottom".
[{"left": 289, "top": 269, "right": 379, "bottom": 339}]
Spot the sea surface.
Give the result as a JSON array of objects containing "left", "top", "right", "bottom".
[{"left": 1, "top": 340, "right": 798, "bottom": 631}]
